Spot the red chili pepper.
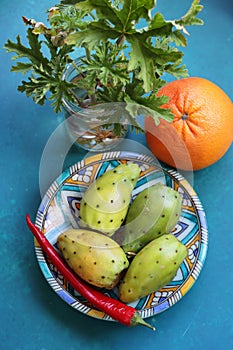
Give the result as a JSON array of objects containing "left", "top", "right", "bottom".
[{"left": 26, "top": 214, "right": 155, "bottom": 330}]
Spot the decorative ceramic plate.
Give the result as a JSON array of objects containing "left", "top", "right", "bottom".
[{"left": 35, "top": 151, "right": 208, "bottom": 321}]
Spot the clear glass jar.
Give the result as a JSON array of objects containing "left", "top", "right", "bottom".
[{"left": 62, "top": 58, "right": 128, "bottom": 152}]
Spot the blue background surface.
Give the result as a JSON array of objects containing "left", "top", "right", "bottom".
[{"left": 0, "top": 1, "right": 233, "bottom": 349}]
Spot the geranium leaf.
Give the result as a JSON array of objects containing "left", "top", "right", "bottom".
[
  {"left": 4, "top": 29, "right": 50, "bottom": 69},
  {"left": 65, "top": 25, "right": 118, "bottom": 49},
  {"left": 4, "top": 0, "right": 204, "bottom": 117},
  {"left": 172, "top": 0, "right": 204, "bottom": 34},
  {"left": 127, "top": 35, "right": 155, "bottom": 92}
]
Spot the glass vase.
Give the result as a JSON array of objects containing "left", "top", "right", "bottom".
[{"left": 62, "top": 58, "right": 128, "bottom": 152}]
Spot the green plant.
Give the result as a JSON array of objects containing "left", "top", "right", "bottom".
[{"left": 4, "top": 0, "right": 203, "bottom": 131}]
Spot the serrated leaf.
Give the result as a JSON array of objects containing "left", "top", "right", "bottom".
[
  {"left": 127, "top": 34, "right": 183, "bottom": 91},
  {"left": 124, "top": 73, "right": 174, "bottom": 124},
  {"left": 4, "top": 29, "right": 50, "bottom": 69},
  {"left": 121, "top": 0, "right": 156, "bottom": 29},
  {"left": 144, "top": 12, "right": 173, "bottom": 37},
  {"left": 148, "top": 12, "right": 169, "bottom": 30},
  {"left": 165, "top": 61, "right": 188, "bottom": 79},
  {"left": 18, "top": 78, "right": 49, "bottom": 105},
  {"left": 75, "top": 0, "right": 123, "bottom": 27},
  {"left": 75, "top": 0, "right": 156, "bottom": 33},
  {"left": 170, "top": 30, "right": 187, "bottom": 47},
  {"left": 65, "top": 26, "right": 118, "bottom": 50},
  {"left": 96, "top": 84, "right": 125, "bottom": 104},
  {"left": 11, "top": 62, "right": 33, "bottom": 74},
  {"left": 49, "top": 3, "right": 90, "bottom": 34},
  {"left": 146, "top": 105, "right": 174, "bottom": 125},
  {"left": 95, "top": 65, "right": 128, "bottom": 86},
  {"left": 124, "top": 93, "right": 173, "bottom": 125},
  {"left": 173, "top": 0, "right": 204, "bottom": 34},
  {"left": 127, "top": 36, "right": 155, "bottom": 92}
]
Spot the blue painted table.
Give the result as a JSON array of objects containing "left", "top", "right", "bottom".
[{"left": 0, "top": 1, "right": 232, "bottom": 349}]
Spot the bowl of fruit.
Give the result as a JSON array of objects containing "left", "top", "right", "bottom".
[{"left": 27, "top": 151, "right": 208, "bottom": 329}]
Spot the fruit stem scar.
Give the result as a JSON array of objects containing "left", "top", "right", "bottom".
[{"left": 181, "top": 113, "right": 188, "bottom": 120}]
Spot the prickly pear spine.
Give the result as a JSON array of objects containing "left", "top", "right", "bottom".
[
  {"left": 119, "top": 234, "right": 187, "bottom": 303},
  {"left": 58, "top": 228, "right": 129, "bottom": 289},
  {"left": 79, "top": 163, "right": 140, "bottom": 236},
  {"left": 122, "top": 183, "right": 182, "bottom": 253}
]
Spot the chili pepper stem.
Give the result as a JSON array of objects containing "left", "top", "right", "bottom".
[{"left": 131, "top": 312, "right": 155, "bottom": 331}]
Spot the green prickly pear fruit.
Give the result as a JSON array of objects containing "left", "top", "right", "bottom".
[
  {"left": 119, "top": 234, "right": 187, "bottom": 303},
  {"left": 122, "top": 183, "right": 182, "bottom": 253},
  {"left": 79, "top": 163, "right": 140, "bottom": 236},
  {"left": 57, "top": 228, "right": 129, "bottom": 289}
]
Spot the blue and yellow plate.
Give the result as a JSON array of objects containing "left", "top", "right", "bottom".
[{"left": 35, "top": 151, "right": 208, "bottom": 321}]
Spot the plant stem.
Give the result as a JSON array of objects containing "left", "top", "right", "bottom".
[
  {"left": 84, "top": 45, "right": 91, "bottom": 62},
  {"left": 83, "top": 44, "right": 97, "bottom": 105}
]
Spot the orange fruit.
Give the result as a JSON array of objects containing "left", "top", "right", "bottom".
[{"left": 145, "top": 77, "right": 233, "bottom": 171}]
